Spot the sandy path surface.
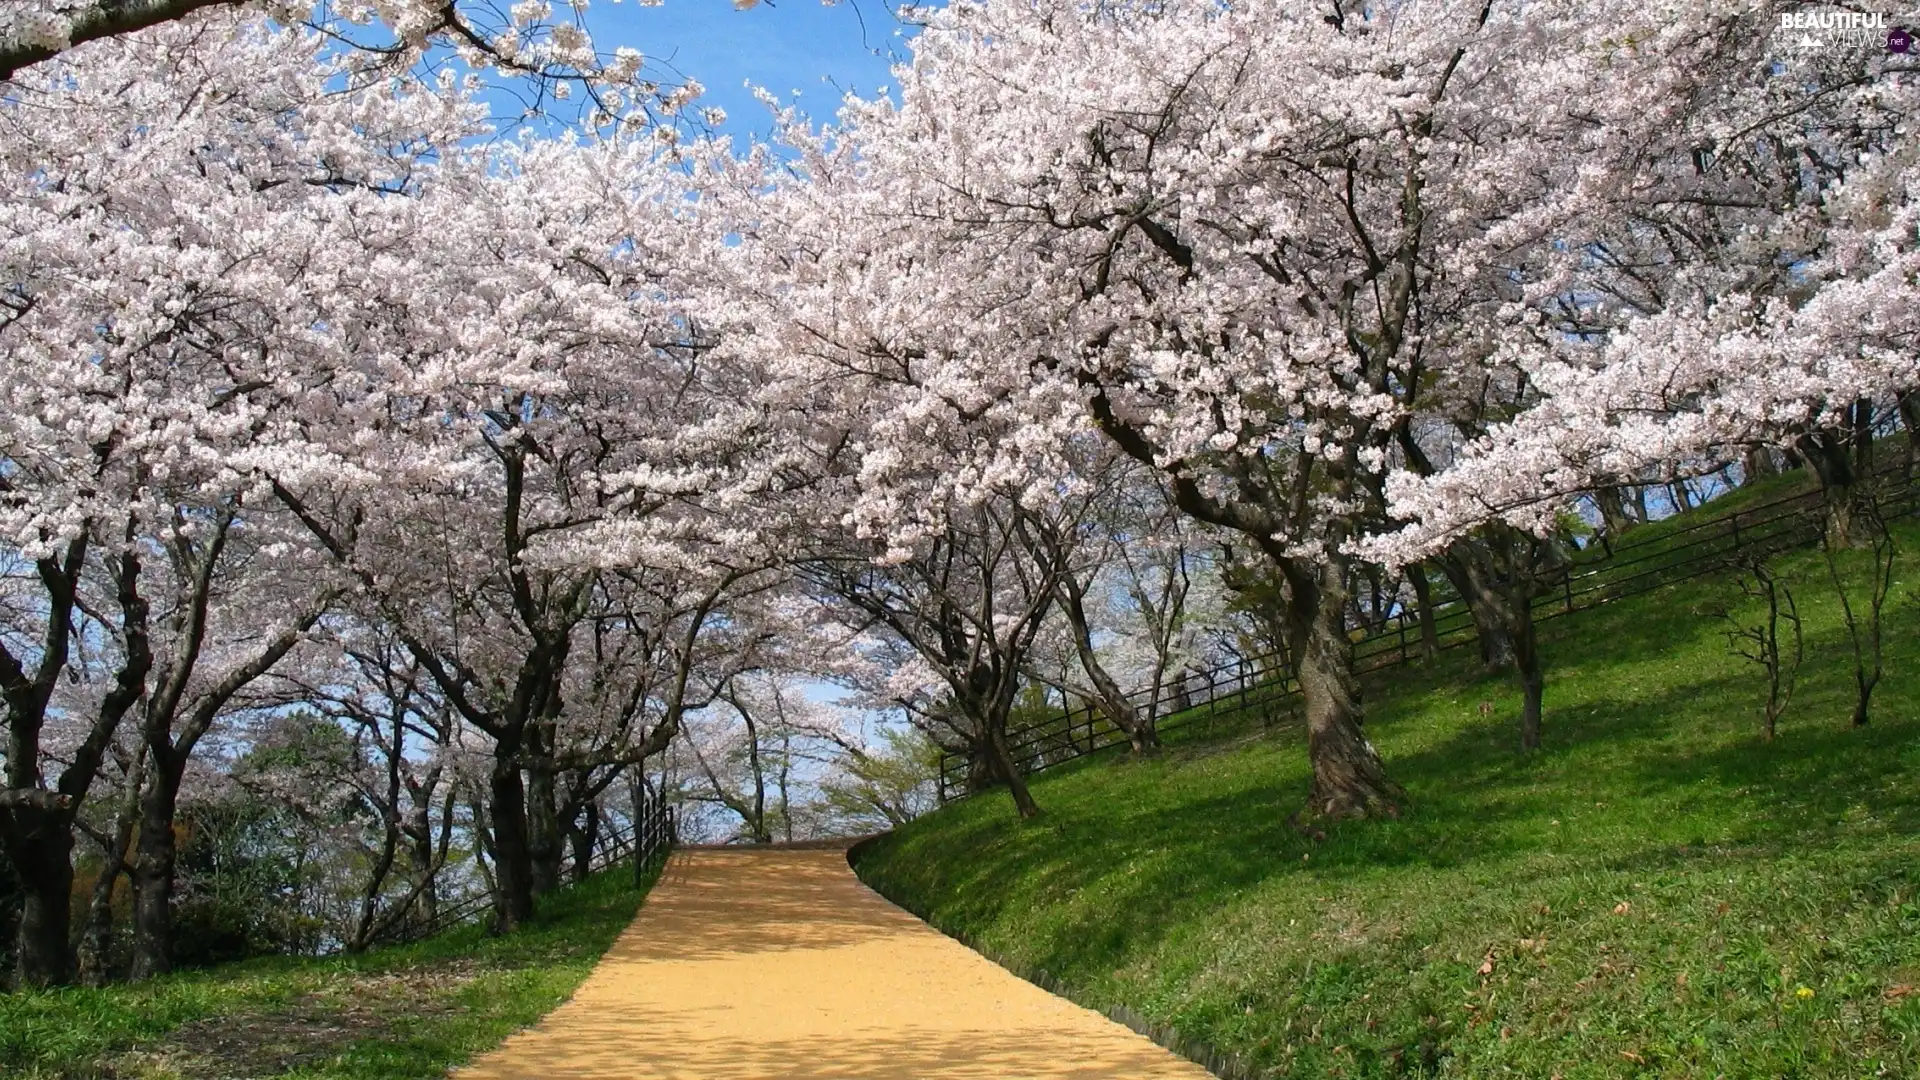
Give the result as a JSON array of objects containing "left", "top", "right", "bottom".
[{"left": 454, "top": 846, "right": 1215, "bottom": 1079}]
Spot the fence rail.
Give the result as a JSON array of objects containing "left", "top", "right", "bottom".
[
  {"left": 373, "top": 793, "right": 676, "bottom": 947},
  {"left": 938, "top": 468, "right": 1918, "bottom": 801}
]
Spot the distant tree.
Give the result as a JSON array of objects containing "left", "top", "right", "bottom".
[{"left": 810, "top": 726, "right": 940, "bottom": 832}]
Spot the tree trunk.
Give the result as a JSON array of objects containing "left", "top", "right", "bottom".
[
  {"left": 1, "top": 537, "right": 97, "bottom": 989},
  {"left": 1594, "top": 486, "right": 1636, "bottom": 536},
  {"left": 347, "top": 823, "right": 400, "bottom": 953},
  {"left": 1851, "top": 398, "right": 1874, "bottom": 475},
  {"left": 1290, "top": 559, "right": 1402, "bottom": 821},
  {"left": 1851, "top": 678, "right": 1875, "bottom": 728},
  {"left": 1898, "top": 391, "right": 1918, "bottom": 480},
  {"left": 964, "top": 747, "right": 994, "bottom": 795},
  {"left": 1798, "top": 430, "right": 1859, "bottom": 547},
  {"left": 778, "top": 732, "right": 793, "bottom": 844},
  {"left": 1085, "top": 653, "right": 1157, "bottom": 752},
  {"left": 127, "top": 758, "right": 184, "bottom": 981},
  {"left": 8, "top": 819, "right": 76, "bottom": 988},
  {"left": 745, "top": 709, "right": 770, "bottom": 842},
  {"left": 1057, "top": 574, "right": 1158, "bottom": 752},
  {"left": 568, "top": 802, "right": 597, "bottom": 885},
  {"left": 78, "top": 857, "right": 123, "bottom": 987},
  {"left": 983, "top": 724, "right": 1040, "bottom": 819},
  {"left": 525, "top": 761, "right": 562, "bottom": 898},
  {"left": 80, "top": 743, "right": 147, "bottom": 985},
  {"left": 487, "top": 753, "right": 534, "bottom": 933},
  {"left": 470, "top": 798, "right": 497, "bottom": 895},
  {"left": 405, "top": 803, "right": 439, "bottom": 926},
  {"left": 1742, "top": 446, "right": 1779, "bottom": 483},
  {"left": 1454, "top": 529, "right": 1552, "bottom": 753},
  {"left": 1405, "top": 562, "right": 1442, "bottom": 659},
  {"left": 1826, "top": 486, "right": 1858, "bottom": 549},
  {"left": 1440, "top": 553, "right": 1515, "bottom": 670}
]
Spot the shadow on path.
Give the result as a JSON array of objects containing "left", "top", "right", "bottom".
[{"left": 456, "top": 848, "right": 1212, "bottom": 1080}]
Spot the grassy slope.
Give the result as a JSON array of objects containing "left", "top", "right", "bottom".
[
  {"left": 855, "top": 491, "right": 1920, "bottom": 1079},
  {"left": 0, "top": 860, "right": 663, "bottom": 1079}
]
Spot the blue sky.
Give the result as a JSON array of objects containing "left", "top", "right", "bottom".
[{"left": 585, "top": 0, "right": 914, "bottom": 140}]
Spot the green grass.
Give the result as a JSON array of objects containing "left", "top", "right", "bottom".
[
  {"left": 855, "top": 502, "right": 1920, "bottom": 1078},
  {"left": 0, "top": 860, "right": 663, "bottom": 1079}
]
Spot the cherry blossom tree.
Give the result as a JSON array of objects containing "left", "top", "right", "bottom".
[
  {"left": 677, "top": 671, "right": 838, "bottom": 844},
  {"left": 1336, "top": 6, "right": 1919, "bottom": 742},
  {"left": 1006, "top": 450, "right": 1171, "bottom": 754},
  {"left": 0, "top": 13, "right": 455, "bottom": 981},
  {"left": 249, "top": 114, "right": 794, "bottom": 929},
  {"left": 1366, "top": 10, "right": 1920, "bottom": 550},
  {"left": 726, "top": 0, "right": 1726, "bottom": 816},
  {"left": 806, "top": 721, "right": 937, "bottom": 832},
  {"left": 795, "top": 493, "right": 1065, "bottom": 819},
  {"left": 267, "top": 632, "right": 465, "bottom": 951},
  {"left": 0, "top": 0, "right": 829, "bottom": 976},
  {"left": 1, "top": 0, "right": 667, "bottom": 120}
]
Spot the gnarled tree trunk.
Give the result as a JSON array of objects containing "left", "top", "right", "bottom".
[
  {"left": 1287, "top": 558, "right": 1402, "bottom": 821},
  {"left": 127, "top": 755, "right": 185, "bottom": 981},
  {"left": 1439, "top": 553, "right": 1516, "bottom": 671},
  {"left": 1594, "top": 486, "right": 1638, "bottom": 537},
  {"left": 6, "top": 805, "right": 77, "bottom": 988},
  {"left": 488, "top": 747, "right": 534, "bottom": 933},
  {"left": 525, "top": 759, "right": 563, "bottom": 897},
  {"left": 982, "top": 723, "right": 1040, "bottom": 819},
  {"left": 1797, "top": 429, "right": 1860, "bottom": 547},
  {"left": 1057, "top": 576, "right": 1158, "bottom": 753}
]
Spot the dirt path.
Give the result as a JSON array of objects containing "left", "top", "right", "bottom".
[{"left": 455, "top": 847, "right": 1215, "bottom": 1079}]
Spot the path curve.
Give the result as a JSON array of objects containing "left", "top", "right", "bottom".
[{"left": 455, "top": 846, "right": 1214, "bottom": 1079}]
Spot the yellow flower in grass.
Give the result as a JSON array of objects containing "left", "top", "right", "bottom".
[{"left": 1795, "top": 986, "right": 1815, "bottom": 1000}]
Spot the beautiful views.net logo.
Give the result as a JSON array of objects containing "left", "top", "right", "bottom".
[
  {"left": 1766, "top": 9, "right": 1920, "bottom": 52},
  {"left": 1775, "top": 9, "right": 1917, "bottom": 52}
]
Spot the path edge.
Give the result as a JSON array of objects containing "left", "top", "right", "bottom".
[{"left": 844, "top": 837, "right": 1265, "bottom": 1080}]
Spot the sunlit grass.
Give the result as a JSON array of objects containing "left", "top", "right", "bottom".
[
  {"left": 856, "top": 498, "right": 1920, "bottom": 1078},
  {"left": 0, "top": 861, "right": 662, "bottom": 1079}
]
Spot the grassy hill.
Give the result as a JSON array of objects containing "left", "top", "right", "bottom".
[
  {"left": 854, "top": 483, "right": 1920, "bottom": 1079},
  {"left": 0, "top": 862, "right": 664, "bottom": 1079}
]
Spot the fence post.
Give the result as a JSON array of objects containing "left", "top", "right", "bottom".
[
  {"left": 632, "top": 791, "right": 650, "bottom": 887},
  {"left": 1563, "top": 573, "right": 1573, "bottom": 614},
  {"left": 1398, "top": 613, "right": 1408, "bottom": 662}
]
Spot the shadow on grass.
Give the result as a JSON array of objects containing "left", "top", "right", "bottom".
[
  {"left": 0, "top": 858, "right": 668, "bottom": 1080},
  {"left": 869, "top": 601, "right": 1919, "bottom": 993}
]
